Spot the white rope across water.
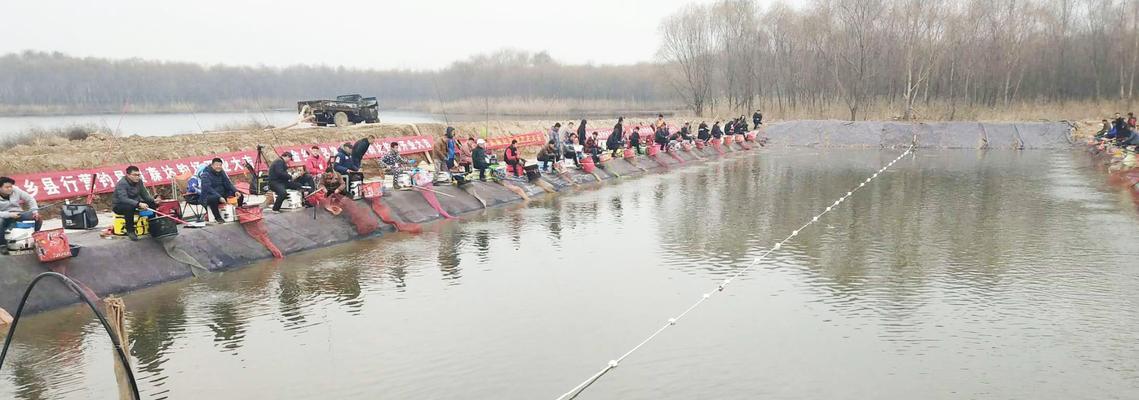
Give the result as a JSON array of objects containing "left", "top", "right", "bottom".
[{"left": 555, "top": 145, "right": 916, "bottom": 400}]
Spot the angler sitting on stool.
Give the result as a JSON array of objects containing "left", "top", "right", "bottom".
[
  {"left": 268, "top": 152, "right": 307, "bottom": 213},
  {"left": 1, "top": 176, "right": 42, "bottom": 243},
  {"left": 381, "top": 142, "right": 410, "bottom": 176},
  {"left": 200, "top": 158, "right": 244, "bottom": 224},
  {"left": 113, "top": 166, "right": 158, "bottom": 241}
]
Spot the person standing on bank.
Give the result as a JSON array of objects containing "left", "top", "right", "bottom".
[
  {"left": 753, "top": 109, "right": 763, "bottom": 127},
  {"left": 608, "top": 117, "right": 625, "bottom": 157},
  {"left": 473, "top": 139, "right": 489, "bottom": 181},
  {"left": 268, "top": 152, "right": 303, "bottom": 213},
  {"left": 0, "top": 176, "right": 41, "bottom": 235},
  {"left": 351, "top": 135, "right": 374, "bottom": 168},
  {"left": 445, "top": 128, "right": 459, "bottom": 171},
  {"left": 113, "top": 166, "right": 158, "bottom": 241},
  {"left": 577, "top": 119, "right": 588, "bottom": 146},
  {"left": 200, "top": 158, "right": 243, "bottom": 224},
  {"left": 629, "top": 125, "right": 643, "bottom": 155}
]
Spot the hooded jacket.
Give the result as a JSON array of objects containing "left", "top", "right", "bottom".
[
  {"left": 334, "top": 147, "right": 358, "bottom": 174},
  {"left": 698, "top": 123, "right": 710, "bottom": 140},
  {"left": 472, "top": 146, "right": 488, "bottom": 169}
]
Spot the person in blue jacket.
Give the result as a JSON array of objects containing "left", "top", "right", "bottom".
[
  {"left": 334, "top": 142, "right": 359, "bottom": 174},
  {"left": 444, "top": 127, "right": 458, "bottom": 171},
  {"left": 199, "top": 158, "right": 242, "bottom": 223}
]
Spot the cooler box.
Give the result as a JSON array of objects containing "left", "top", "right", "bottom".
[
  {"left": 346, "top": 172, "right": 365, "bottom": 199},
  {"left": 524, "top": 164, "right": 542, "bottom": 182},
  {"left": 149, "top": 216, "right": 179, "bottom": 239},
  {"left": 33, "top": 229, "right": 71, "bottom": 262},
  {"left": 61, "top": 204, "right": 99, "bottom": 230},
  {"left": 112, "top": 214, "right": 149, "bottom": 236},
  {"left": 5, "top": 222, "right": 36, "bottom": 251},
  {"left": 360, "top": 181, "right": 383, "bottom": 199}
]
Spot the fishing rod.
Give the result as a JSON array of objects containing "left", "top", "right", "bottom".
[{"left": 0, "top": 272, "right": 141, "bottom": 400}]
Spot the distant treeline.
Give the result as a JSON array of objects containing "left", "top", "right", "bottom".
[
  {"left": 659, "top": 0, "right": 1139, "bottom": 120},
  {"left": 0, "top": 50, "right": 673, "bottom": 115}
]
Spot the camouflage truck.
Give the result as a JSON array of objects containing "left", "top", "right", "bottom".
[{"left": 297, "top": 94, "right": 380, "bottom": 127}]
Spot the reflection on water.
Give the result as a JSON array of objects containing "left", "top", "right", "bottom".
[{"left": 3, "top": 149, "right": 1139, "bottom": 399}]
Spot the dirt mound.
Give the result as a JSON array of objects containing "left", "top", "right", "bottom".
[{"left": 0, "top": 119, "right": 623, "bottom": 175}]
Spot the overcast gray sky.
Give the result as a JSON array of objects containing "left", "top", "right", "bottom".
[{"left": 0, "top": 0, "right": 790, "bottom": 70}]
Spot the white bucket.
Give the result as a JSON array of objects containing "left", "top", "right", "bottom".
[
  {"left": 220, "top": 204, "right": 237, "bottom": 222},
  {"left": 282, "top": 190, "right": 304, "bottom": 209},
  {"left": 5, "top": 227, "right": 35, "bottom": 251}
]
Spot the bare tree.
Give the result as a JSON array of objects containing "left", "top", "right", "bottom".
[{"left": 659, "top": 5, "right": 716, "bottom": 115}]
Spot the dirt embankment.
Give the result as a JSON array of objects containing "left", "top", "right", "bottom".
[{"left": 0, "top": 119, "right": 635, "bottom": 176}]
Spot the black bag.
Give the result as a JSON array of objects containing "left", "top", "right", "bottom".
[
  {"left": 61, "top": 204, "right": 99, "bottom": 230},
  {"left": 524, "top": 164, "right": 542, "bottom": 182},
  {"left": 149, "top": 216, "right": 179, "bottom": 239}
]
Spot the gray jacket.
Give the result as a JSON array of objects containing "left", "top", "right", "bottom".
[
  {"left": 113, "top": 177, "right": 154, "bottom": 208},
  {"left": 1, "top": 187, "right": 38, "bottom": 217}
]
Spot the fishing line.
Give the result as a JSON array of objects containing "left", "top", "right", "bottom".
[{"left": 555, "top": 145, "right": 915, "bottom": 400}]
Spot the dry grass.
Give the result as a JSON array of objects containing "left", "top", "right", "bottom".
[
  {"left": 209, "top": 118, "right": 275, "bottom": 132},
  {"left": 0, "top": 123, "right": 113, "bottom": 147},
  {"left": 400, "top": 97, "right": 683, "bottom": 118}
]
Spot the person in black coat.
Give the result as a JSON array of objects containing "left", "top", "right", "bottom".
[
  {"left": 269, "top": 152, "right": 303, "bottom": 212},
  {"left": 697, "top": 122, "right": 710, "bottom": 143},
  {"left": 753, "top": 110, "right": 763, "bottom": 127},
  {"left": 711, "top": 121, "right": 723, "bottom": 142},
  {"left": 629, "top": 126, "right": 642, "bottom": 155},
  {"left": 608, "top": 117, "right": 624, "bottom": 157},
  {"left": 472, "top": 139, "right": 489, "bottom": 181},
  {"left": 654, "top": 126, "right": 669, "bottom": 152},
  {"left": 577, "top": 119, "right": 588, "bottom": 146},
  {"left": 350, "top": 136, "right": 374, "bottom": 168},
  {"left": 724, "top": 120, "right": 735, "bottom": 137},
  {"left": 200, "top": 158, "right": 243, "bottom": 223},
  {"left": 112, "top": 166, "right": 157, "bottom": 240}
]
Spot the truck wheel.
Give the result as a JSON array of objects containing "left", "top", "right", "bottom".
[{"left": 334, "top": 112, "right": 352, "bottom": 127}]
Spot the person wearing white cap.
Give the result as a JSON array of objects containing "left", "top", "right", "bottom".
[{"left": 472, "top": 139, "right": 489, "bottom": 181}]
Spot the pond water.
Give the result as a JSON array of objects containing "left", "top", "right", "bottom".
[
  {"left": 0, "top": 111, "right": 445, "bottom": 138},
  {"left": 2, "top": 149, "right": 1138, "bottom": 399}
]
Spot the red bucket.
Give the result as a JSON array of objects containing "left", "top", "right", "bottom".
[
  {"left": 695, "top": 141, "right": 705, "bottom": 149},
  {"left": 155, "top": 200, "right": 182, "bottom": 222},
  {"left": 647, "top": 144, "right": 659, "bottom": 156},
  {"left": 580, "top": 156, "right": 596, "bottom": 173},
  {"left": 623, "top": 148, "right": 635, "bottom": 159},
  {"left": 33, "top": 229, "right": 71, "bottom": 263},
  {"left": 236, "top": 206, "right": 264, "bottom": 224}
]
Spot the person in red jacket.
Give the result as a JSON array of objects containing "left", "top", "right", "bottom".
[{"left": 504, "top": 140, "right": 523, "bottom": 177}]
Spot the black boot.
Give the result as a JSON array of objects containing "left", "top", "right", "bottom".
[{"left": 127, "top": 230, "right": 139, "bottom": 241}]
